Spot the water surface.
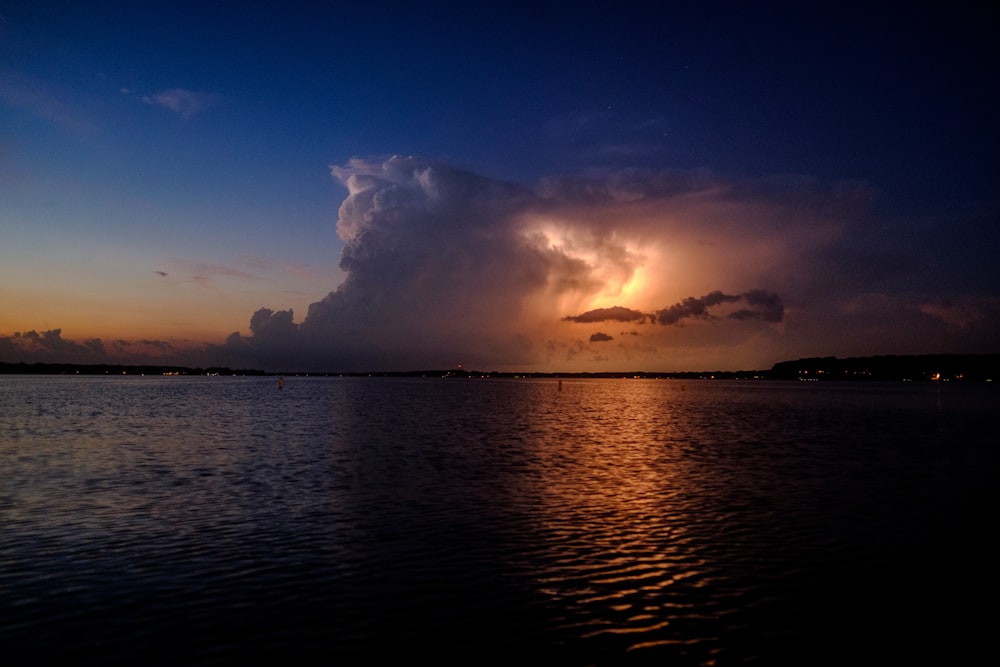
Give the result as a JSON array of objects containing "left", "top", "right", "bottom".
[{"left": 1, "top": 376, "right": 996, "bottom": 665}]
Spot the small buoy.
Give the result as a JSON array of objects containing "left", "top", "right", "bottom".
[
  {"left": 558, "top": 379, "right": 563, "bottom": 391},
  {"left": 278, "top": 376, "right": 284, "bottom": 390}
]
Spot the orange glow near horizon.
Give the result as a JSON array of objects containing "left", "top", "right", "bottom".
[{"left": 0, "top": 248, "right": 338, "bottom": 350}]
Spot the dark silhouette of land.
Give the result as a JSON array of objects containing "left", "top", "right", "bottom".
[
  {"left": 0, "top": 362, "right": 266, "bottom": 376},
  {"left": 2, "top": 354, "right": 998, "bottom": 381}
]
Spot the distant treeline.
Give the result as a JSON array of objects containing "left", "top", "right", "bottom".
[
  {"left": 0, "top": 362, "right": 267, "bottom": 376},
  {"left": 1, "top": 354, "right": 997, "bottom": 381},
  {"left": 322, "top": 354, "right": 999, "bottom": 381},
  {"left": 767, "top": 354, "right": 1000, "bottom": 382}
]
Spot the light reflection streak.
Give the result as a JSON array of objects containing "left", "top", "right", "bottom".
[{"left": 514, "top": 379, "right": 717, "bottom": 651}]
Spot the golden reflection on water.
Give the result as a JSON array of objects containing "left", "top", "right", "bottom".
[
  {"left": 5, "top": 376, "right": 995, "bottom": 664},
  {"left": 517, "top": 379, "right": 716, "bottom": 653}
]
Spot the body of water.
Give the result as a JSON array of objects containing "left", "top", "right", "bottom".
[{"left": 1, "top": 375, "right": 996, "bottom": 665}]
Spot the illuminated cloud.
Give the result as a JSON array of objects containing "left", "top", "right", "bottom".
[
  {"left": 213, "top": 157, "right": 844, "bottom": 371},
  {"left": 9, "top": 157, "right": 992, "bottom": 372}
]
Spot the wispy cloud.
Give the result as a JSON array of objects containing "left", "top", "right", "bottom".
[
  {"left": 239, "top": 256, "right": 333, "bottom": 284},
  {"left": 164, "top": 258, "right": 259, "bottom": 288},
  {"left": 0, "top": 67, "right": 96, "bottom": 134},
  {"left": 142, "top": 88, "right": 220, "bottom": 119}
]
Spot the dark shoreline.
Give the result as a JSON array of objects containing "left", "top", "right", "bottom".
[
  {"left": 0, "top": 362, "right": 267, "bottom": 377},
  {"left": 1, "top": 353, "right": 998, "bottom": 382}
]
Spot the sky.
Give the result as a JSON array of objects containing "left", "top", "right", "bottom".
[{"left": 2, "top": 2, "right": 998, "bottom": 372}]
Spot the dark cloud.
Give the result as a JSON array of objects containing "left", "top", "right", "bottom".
[
  {"left": 0, "top": 329, "right": 105, "bottom": 363},
  {"left": 589, "top": 332, "right": 613, "bottom": 342},
  {"left": 137, "top": 339, "right": 176, "bottom": 351},
  {"left": 654, "top": 290, "right": 784, "bottom": 326},
  {"left": 564, "top": 306, "right": 648, "bottom": 323},
  {"left": 728, "top": 290, "right": 784, "bottom": 322},
  {"left": 655, "top": 291, "right": 741, "bottom": 325},
  {"left": 564, "top": 290, "right": 785, "bottom": 328},
  {"left": 0, "top": 330, "right": 198, "bottom": 366}
]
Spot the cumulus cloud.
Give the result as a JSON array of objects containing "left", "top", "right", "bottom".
[
  {"left": 143, "top": 88, "right": 220, "bottom": 119},
  {"left": 19, "top": 156, "right": 988, "bottom": 372},
  {"left": 209, "top": 156, "right": 834, "bottom": 371},
  {"left": 0, "top": 329, "right": 105, "bottom": 363}
]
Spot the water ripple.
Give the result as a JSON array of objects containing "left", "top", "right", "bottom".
[{"left": 1, "top": 376, "right": 997, "bottom": 665}]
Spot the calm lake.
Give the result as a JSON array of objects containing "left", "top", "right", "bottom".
[{"left": 1, "top": 375, "right": 996, "bottom": 665}]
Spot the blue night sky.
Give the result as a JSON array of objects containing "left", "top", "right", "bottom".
[{"left": 2, "top": 2, "right": 997, "bottom": 371}]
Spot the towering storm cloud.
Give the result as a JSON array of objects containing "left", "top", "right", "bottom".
[
  {"left": 10, "top": 153, "right": 994, "bottom": 371},
  {"left": 203, "top": 155, "right": 995, "bottom": 372}
]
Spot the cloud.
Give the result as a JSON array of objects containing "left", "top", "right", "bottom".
[
  {"left": 0, "top": 68, "right": 96, "bottom": 134},
  {"left": 729, "top": 289, "right": 785, "bottom": 323},
  {"left": 210, "top": 156, "right": 827, "bottom": 371},
  {"left": 164, "top": 258, "right": 259, "bottom": 288},
  {"left": 654, "top": 291, "right": 742, "bottom": 325},
  {"left": 16, "top": 156, "right": 991, "bottom": 372},
  {"left": 0, "top": 329, "right": 105, "bottom": 363},
  {"left": 655, "top": 290, "right": 784, "bottom": 325},
  {"left": 564, "top": 290, "right": 784, "bottom": 327},
  {"left": 543, "top": 110, "right": 672, "bottom": 163},
  {"left": 136, "top": 339, "right": 176, "bottom": 352},
  {"left": 212, "top": 157, "right": 545, "bottom": 370},
  {"left": 564, "top": 306, "right": 647, "bottom": 323},
  {"left": 142, "top": 88, "right": 220, "bottom": 119}
]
